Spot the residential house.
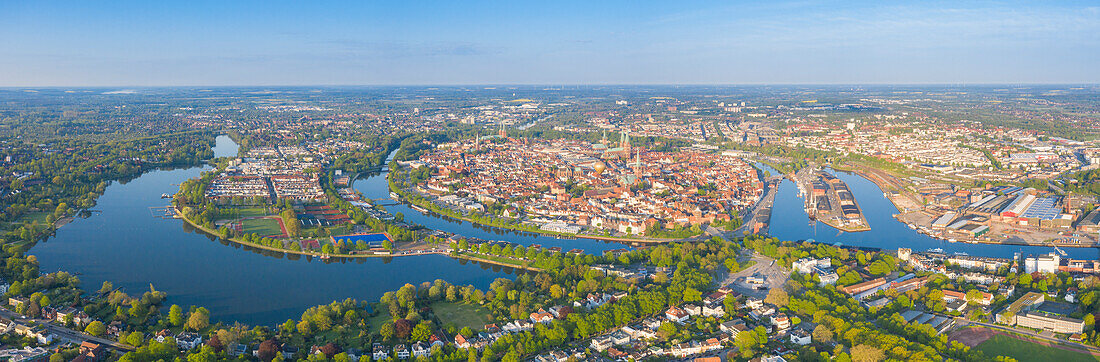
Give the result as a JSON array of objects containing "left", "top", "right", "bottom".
[
  {"left": 591, "top": 335, "right": 614, "bottom": 352},
  {"left": 770, "top": 314, "right": 791, "bottom": 330},
  {"left": 702, "top": 303, "right": 725, "bottom": 317},
  {"left": 530, "top": 309, "right": 554, "bottom": 324},
  {"left": 75, "top": 341, "right": 107, "bottom": 362},
  {"left": 720, "top": 320, "right": 749, "bottom": 334},
  {"left": 454, "top": 334, "right": 472, "bottom": 349},
  {"left": 412, "top": 342, "right": 430, "bottom": 358},
  {"left": 10, "top": 324, "right": 52, "bottom": 345},
  {"left": 665, "top": 306, "right": 689, "bottom": 324},
  {"left": 610, "top": 330, "right": 632, "bottom": 345},
  {"left": 394, "top": 344, "right": 410, "bottom": 359},
  {"left": 372, "top": 343, "right": 389, "bottom": 360},
  {"left": 790, "top": 328, "right": 812, "bottom": 345},
  {"left": 176, "top": 332, "right": 203, "bottom": 350}
]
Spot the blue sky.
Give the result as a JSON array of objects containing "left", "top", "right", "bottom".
[{"left": 1, "top": 0, "right": 1097, "bottom": 86}]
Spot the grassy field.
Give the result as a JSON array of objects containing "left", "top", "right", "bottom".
[
  {"left": 367, "top": 312, "right": 392, "bottom": 334},
  {"left": 430, "top": 302, "right": 491, "bottom": 331},
  {"left": 977, "top": 334, "right": 1100, "bottom": 362},
  {"left": 2, "top": 211, "right": 52, "bottom": 232},
  {"left": 241, "top": 217, "right": 284, "bottom": 237}
]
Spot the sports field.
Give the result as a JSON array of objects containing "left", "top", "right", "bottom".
[
  {"left": 977, "top": 334, "right": 1100, "bottom": 362},
  {"left": 241, "top": 217, "right": 285, "bottom": 237}
]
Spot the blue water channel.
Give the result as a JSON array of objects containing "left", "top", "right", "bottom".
[
  {"left": 30, "top": 136, "right": 520, "bottom": 326},
  {"left": 756, "top": 163, "right": 1099, "bottom": 260}
]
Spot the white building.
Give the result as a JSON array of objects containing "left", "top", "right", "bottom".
[{"left": 1025, "top": 253, "right": 1061, "bottom": 274}]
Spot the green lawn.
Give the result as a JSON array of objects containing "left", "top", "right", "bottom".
[
  {"left": 367, "top": 311, "right": 393, "bottom": 334},
  {"left": 430, "top": 301, "right": 491, "bottom": 331},
  {"left": 977, "top": 334, "right": 1100, "bottom": 362},
  {"left": 241, "top": 218, "right": 284, "bottom": 237},
  {"left": 3, "top": 211, "right": 51, "bottom": 229}
]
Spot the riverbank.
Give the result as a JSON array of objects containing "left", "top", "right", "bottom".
[
  {"left": 395, "top": 187, "right": 677, "bottom": 245},
  {"left": 175, "top": 205, "right": 553, "bottom": 272},
  {"left": 451, "top": 251, "right": 544, "bottom": 272},
  {"left": 176, "top": 206, "right": 412, "bottom": 259},
  {"left": 841, "top": 164, "right": 1099, "bottom": 249}
]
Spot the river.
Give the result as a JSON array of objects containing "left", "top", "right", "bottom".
[
  {"left": 755, "top": 163, "right": 1099, "bottom": 260},
  {"left": 352, "top": 150, "right": 632, "bottom": 254},
  {"left": 29, "top": 137, "right": 1098, "bottom": 326},
  {"left": 30, "top": 136, "right": 521, "bottom": 326}
]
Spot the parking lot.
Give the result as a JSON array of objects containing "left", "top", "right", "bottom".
[{"left": 720, "top": 251, "right": 790, "bottom": 299}]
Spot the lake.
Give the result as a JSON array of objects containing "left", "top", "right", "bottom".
[
  {"left": 30, "top": 136, "right": 522, "bottom": 326},
  {"left": 30, "top": 137, "right": 1099, "bottom": 326}
]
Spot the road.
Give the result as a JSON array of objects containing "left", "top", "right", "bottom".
[
  {"left": 0, "top": 307, "right": 135, "bottom": 352},
  {"left": 951, "top": 315, "right": 1100, "bottom": 355},
  {"left": 730, "top": 177, "right": 781, "bottom": 237}
]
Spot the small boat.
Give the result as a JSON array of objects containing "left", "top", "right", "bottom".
[
  {"left": 927, "top": 248, "right": 944, "bottom": 253},
  {"left": 953, "top": 251, "right": 968, "bottom": 256},
  {"left": 390, "top": 192, "right": 399, "bottom": 199},
  {"left": 161, "top": 193, "right": 171, "bottom": 198}
]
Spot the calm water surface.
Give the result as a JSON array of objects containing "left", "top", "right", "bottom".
[
  {"left": 31, "top": 136, "right": 519, "bottom": 326},
  {"left": 762, "top": 165, "right": 1099, "bottom": 260},
  {"left": 31, "top": 139, "right": 1099, "bottom": 326}
]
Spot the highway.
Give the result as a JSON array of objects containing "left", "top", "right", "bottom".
[{"left": 0, "top": 307, "right": 135, "bottom": 352}]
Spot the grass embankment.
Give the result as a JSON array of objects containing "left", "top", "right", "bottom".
[
  {"left": 977, "top": 334, "right": 1100, "bottom": 362},
  {"left": 452, "top": 251, "right": 544, "bottom": 272}
]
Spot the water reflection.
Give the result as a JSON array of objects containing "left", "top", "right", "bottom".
[{"left": 30, "top": 137, "right": 516, "bottom": 326}]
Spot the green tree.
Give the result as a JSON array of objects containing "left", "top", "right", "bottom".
[
  {"left": 851, "top": 344, "right": 884, "bottom": 362},
  {"left": 186, "top": 307, "right": 210, "bottom": 331},
  {"left": 380, "top": 322, "right": 395, "bottom": 341},
  {"left": 411, "top": 321, "right": 433, "bottom": 341},
  {"left": 85, "top": 321, "right": 106, "bottom": 336},
  {"left": 169, "top": 304, "right": 184, "bottom": 326}
]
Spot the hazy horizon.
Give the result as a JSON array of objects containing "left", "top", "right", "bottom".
[{"left": 2, "top": 0, "right": 1098, "bottom": 86}]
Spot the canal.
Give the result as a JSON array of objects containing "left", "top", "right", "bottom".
[
  {"left": 759, "top": 164, "right": 1099, "bottom": 260},
  {"left": 30, "top": 136, "right": 521, "bottom": 326}
]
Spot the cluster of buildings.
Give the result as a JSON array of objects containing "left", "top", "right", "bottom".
[
  {"left": 996, "top": 292, "right": 1085, "bottom": 334},
  {"left": 839, "top": 273, "right": 930, "bottom": 304},
  {"left": 910, "top": 184, "right": 1092, "bottom": 244},
  {"left": 791, "top": 258, "right": 839, "bottom": 285},
  {"left": 368, "top": 339, "right": 445, "bottom": 360},
  {"left": 205, "top": 157, "right": 324, "bottom": 202},
  {"left": 1022, "top": 252, "right": 1100, "bottom": 274},
  {"left": 412, "top": 137, "right": 762, "bottom": 236},
  {"left": 784, "top": 123, "right": 994, "bottom": 168},
  {"left": 781, "top": 119, "right": 1096, "bottom": 182}
]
